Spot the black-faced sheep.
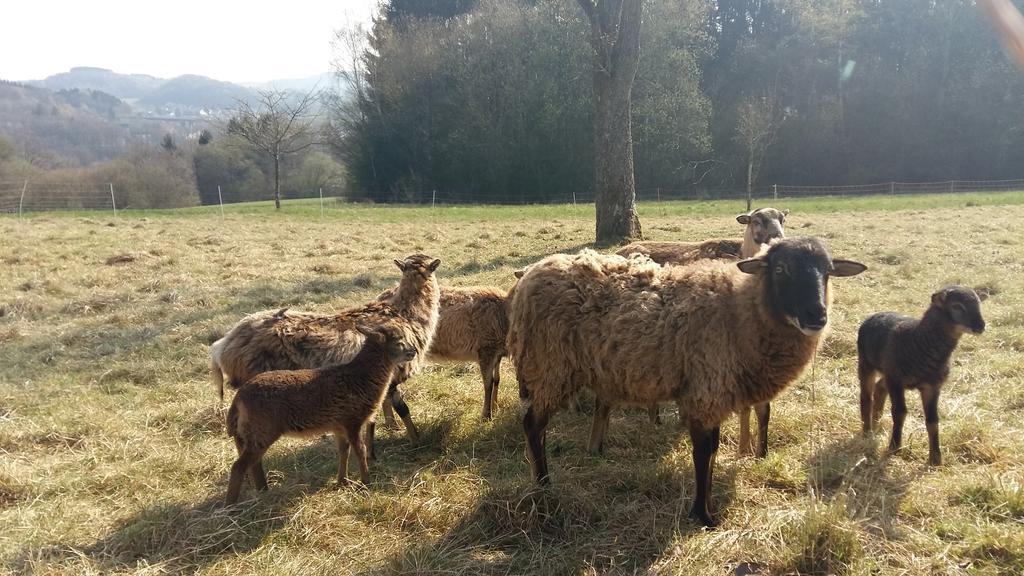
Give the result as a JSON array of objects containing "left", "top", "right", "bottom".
[
  {"left": 614, "top": 207, "right": 789, "bottom": 456},
  {"left": 224, "top": 324, "right": 417, "bottom": 504},
  {"left": 858, "top": 285, "right": 985, "bottom": 466},
  {"left": 507, "top": 238, "right": 866, "bottom": 527},
  {"left": 379, "top": 285, "right": 510, "bottom": 420},
  {"left": 210, "top": 254, "right": 442, "bottom": 449}
]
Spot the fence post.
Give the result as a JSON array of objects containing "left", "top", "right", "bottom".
[
  {"left": 109, "top": 183, "right": 117, "bottom": 217},
  {"left": 890, "top": 182, "right": 895, "bottom": 195},
  {"left": 319, "top": 187, "right": 324, "bottom": 219},
  {"left": 217, "top": 185, "right": 224, "bottom": 219},
  {"left": 432, "top": 189, "right": 436, "bottom": 209},
  {"left": 773, "top": 184, "right": 778, "bottom": 200},
  {"left": 18, "top": 179, "right": 27, "bottom": 220},
  {"left": 656, "top": 187, "right": 661, "bottom": 203},
  {"left": 949, "top": 180, "right": 954, "bottom": 193}
]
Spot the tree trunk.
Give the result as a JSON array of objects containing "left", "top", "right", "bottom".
[
  {"left": 594, "top": 76, "right": 642, "bottom": 243},
  {"left": 746, "top": 154, "right": 754, "bottom": 211},
  {"left": 273, "top": 153, "right": 281, "bottom": 210},
  {"left": 580, "top": 0, "right": 644, "bottom": 245}
]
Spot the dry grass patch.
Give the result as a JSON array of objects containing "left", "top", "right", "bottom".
[{"left": 1, "top": 199, "right": 1022, "bottom": 574}]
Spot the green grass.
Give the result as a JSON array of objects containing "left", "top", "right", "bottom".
[
  {"left": 2, "top": 192, "right": 1023, "bottom": 574},
  {"left": 17, "top": 189, "right": 1024, "bottom": 223}
]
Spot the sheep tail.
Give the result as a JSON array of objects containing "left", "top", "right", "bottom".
[{"left": 212, "top": 357, "right": 225, "bottom": 404}]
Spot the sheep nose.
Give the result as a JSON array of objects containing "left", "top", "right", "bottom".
[
  {"left": 803, "top": 309, "right": 828, "bottom": 330},
  {"left": 975, "top": 320, "right": 986, "bottom": 334}
]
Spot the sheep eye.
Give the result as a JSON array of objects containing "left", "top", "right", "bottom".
[
  {"left": 951, "top": 303, "right": 965, "bottom": 312},
  {"left": 774, "top": 265, "right": 785, "bottom": 275}
]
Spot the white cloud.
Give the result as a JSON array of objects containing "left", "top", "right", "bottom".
[{"left": 0, "top": 0, "right": 379, "bottom": 82}]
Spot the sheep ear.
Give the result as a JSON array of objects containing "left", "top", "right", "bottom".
[
  {"left": 514, "top": 269, "right": 525, "bottom": 279},
  {"left": 736, "top": 213, "right": 751, "bottom": 225},
  {"left": 427, "top": 259, "right": 441, "bottom": 272},
  {"left": 831, "top": 259, "right": 867, "bottom": 277},
  {"left": 976, "top": 289, "right": 989, "bottom": 302},
  {"left": 782, "top": 209, "right": 790, "bottom": 216},
  {"left": 737, "top": 257, "right": 768, "bottom": 275},
  {"left": 931, "top": 289, "right": 948, "bottom": 307},
  {"left": 394, "top": 259, "right": 406, "bottom": 271}
]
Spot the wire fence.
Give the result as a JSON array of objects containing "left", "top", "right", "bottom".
[{"left": 3, "top": 177, "right": 1024, "bottom": 217}]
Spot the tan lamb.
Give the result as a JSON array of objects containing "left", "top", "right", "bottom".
[{"left": 379, "top": 284, "right": 510, "bottom": 419}]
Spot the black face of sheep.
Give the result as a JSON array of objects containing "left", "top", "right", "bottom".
[
  {"left": 393, "top": 254, "right": 442, "bottom": 279},
  {"left": 738, "top": 237, "right": 867, "bottom": 336},
  {"left": 933, "top": 286, "right": 986, "bottom": 335},
  {"left": 736, "top": 208, "right": 788, "bottom": 245}
]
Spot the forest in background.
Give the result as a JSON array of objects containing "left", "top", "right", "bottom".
[
  {"left": 5, "top": 0, "right": 1024, "bottom": 208},
  {"left": 335, "top": 0, "right": 1024, "bottom": 202}
]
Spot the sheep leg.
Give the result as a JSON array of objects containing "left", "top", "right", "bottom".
[
  {"left": 871, "top": 378, "right": 888, "bottom": 427},
  {"left": 688, "top": 422, "right": 720, "bottom": 528},
  {"left": 381, "top": 398, "right": 398, "bottom": 428},
  {"left": 336, "top": 430, "right": 351, "bottom": 485},
  {"left": 364, "top": 420, "right": 377, "bottom": 462},
  {"left": 737, "top": 406, "right": 754, "bottom": 456},
  {"left": 477, "top": 348, "right": 497, "bottom": 420},
  {"left": 226, "top": 447, "right": 262, "bottom": 505},
  {"left": 389, "top": 385, "right": 419, "bottom": 443},
  {"left": 523, "top": 405, "right": 551, "bottom": 485},
  {"left": 251, "top": 458, "right": 269, "bottom": 491},
  {"left": 920, "top": 385, "right": 942, "bottom": 466},
  {"left": 648, "top": 404, "right": 662, "bottom": 425},
  {"left": 859, "top": 367, "right": 878, "bottom": 436},
  {"left": 490, "top": 356, "right": 502, "bottom": 417},
  {"left": 347, "top": 423, "right": 371, "bottom": 487},
  {"left": 587, "top": 400, "right": 612, "bottom": 454},
  {"left": 886, "top": 380, "right": 908, "bottom": 455},
  {"left": 754, "top": 402, "right": 770, "bottom": 458}
]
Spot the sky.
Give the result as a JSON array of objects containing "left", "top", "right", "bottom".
[{"left": 0, "top": 0, "right": 379, "bottom": 83}]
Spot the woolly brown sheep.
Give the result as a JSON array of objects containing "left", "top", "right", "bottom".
[
  {"left": 224, "top": 324, "right": 417, "bottom": 504},
  {"left": 210, "top": 254, "right": 442, "bottom": 448},
  {"left": 379, "top": 285, "right": 510, "bottom": 419},
  {"left": 858, "top": 285, "right": 985, "bottom": 466},
  {"left": 508, "top": 238, "right": 866, "bottom": 527},
  {"left": 615, "top": 207, "right": 789, "bottom": 456}
]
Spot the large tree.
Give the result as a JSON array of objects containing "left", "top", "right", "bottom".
[
  {"left": 578, "top": 0, "right": 643, "bottom": 244},
  {"left": 227, "top": 89, "right": 320, "bottom": 209}
]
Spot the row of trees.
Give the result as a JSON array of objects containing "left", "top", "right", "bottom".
[{"left": 333, "top": 0, "right": 1024, "bottom": 204}]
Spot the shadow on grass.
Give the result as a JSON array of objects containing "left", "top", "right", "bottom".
[
  {"left": 4, "top": 440, "right": 348, "bottom": 573},
  {"left": 804, "top": 433, "right": 923, "bottom": 538},
  {"left": 451, "top": 242, "right": 593, "bottom": 277},
  {"left": 359, "top": 405, "right": 738, "bottom": 575}
]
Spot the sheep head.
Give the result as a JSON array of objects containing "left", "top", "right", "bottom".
[
  {"left": 931, "top": 285, "right": 986, "bottom": 335},
  {"left": 737, "top": 237, "right": 866, "bottom": 336},
  {"left": 737, "top": 207, "right": 788, "bottom": 245}
]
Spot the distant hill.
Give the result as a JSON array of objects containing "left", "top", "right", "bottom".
[
  {"left": 30, "top": 66, "right": 163, "bottom": 99},
  {"left": 0, "top": 80, "right": 201, "bottom": 166},
  {"left": 244, "top": 73, "right": 336, "bottom": 93},
  {"left": 27, "top": 67, "right": 256, "bottom": 114},
  {"left": 138, "top": 74, "right": 255, "bottom": 109}
]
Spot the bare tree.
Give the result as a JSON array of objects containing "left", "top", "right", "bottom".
[
  {"left": 734, "top": 92, "right": 786, "bottom": 211},
  {"left": 227, "top": 89, "right": 320, "bottom": 209},
  {"left": 577, "top": 0, "right": 644, "bottom": 245}
]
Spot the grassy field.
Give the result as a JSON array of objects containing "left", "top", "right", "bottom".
[{"left": 2, "top": 192, "right": 1023, "bottom": 575}]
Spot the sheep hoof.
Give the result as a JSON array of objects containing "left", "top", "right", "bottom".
[
  {"left": 690, "top": 506, "right": 719, "bottom": 529},
  {"left": 928, "top": 454, "right": 942, "bottom": 467}
]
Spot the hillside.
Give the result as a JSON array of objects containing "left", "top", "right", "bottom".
[{"left": 30, "top": 66, "right": 163, "bottom": 99}]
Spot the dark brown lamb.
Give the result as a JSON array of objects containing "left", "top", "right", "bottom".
[
  {"left": 224, "top": 325, "right": 417, "bottom": 505},
  {"left": 858, "top": 285, "right": 985, "bottom": 466}
]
